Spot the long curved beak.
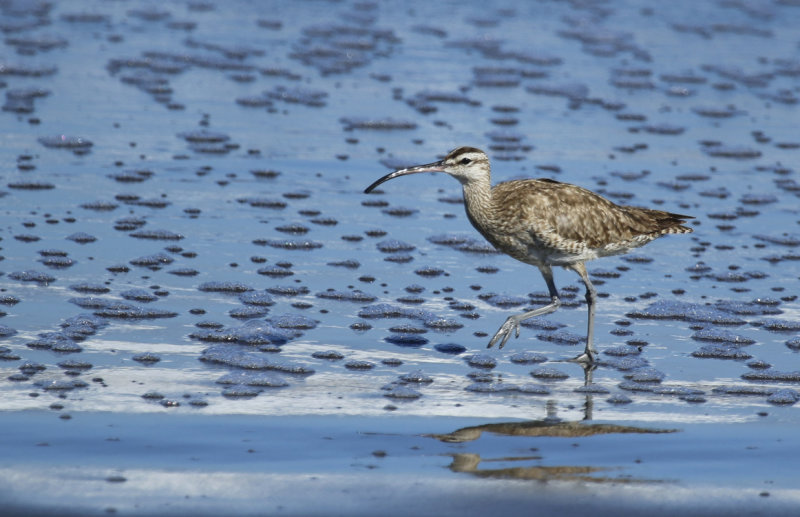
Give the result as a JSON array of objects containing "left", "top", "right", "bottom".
[{"left": 364, "top": 160, "right": 446, "bottom": 193}]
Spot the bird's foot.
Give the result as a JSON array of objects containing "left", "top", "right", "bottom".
[
  {"left": 569, "top": 349, "right": 598, "bottom": 364},
  {"left": 487, "top": 316, "right": 521, "bottom": 349}
]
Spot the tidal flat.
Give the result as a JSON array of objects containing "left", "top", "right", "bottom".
[{"left": 1, "top": 1, "right": 799, "bottom": 515}]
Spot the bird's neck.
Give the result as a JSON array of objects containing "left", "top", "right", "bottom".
[{"left": 461, "top": 175, "right": 495, "bottom": 236}]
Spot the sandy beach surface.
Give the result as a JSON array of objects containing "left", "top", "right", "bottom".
[{"left": 1, "top": 1, "right": 799, "bottom": 515}]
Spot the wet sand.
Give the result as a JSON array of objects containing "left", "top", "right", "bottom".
[
  {"left": 2, "top": 412, "right": 799, "bottom": 517},
  {"left": 1, "top": 0, "right": 799, "bottom": 515}
]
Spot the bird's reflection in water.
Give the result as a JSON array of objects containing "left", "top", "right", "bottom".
[
  {"left": 447, "top": 453, "right": 608, "bottom": 483},
  {"left": 427, "top": 365, "right": 677, "bottom": 483}
]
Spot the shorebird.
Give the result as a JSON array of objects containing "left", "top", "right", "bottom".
[{"left": 364, "top": 147, "right": 693, "bottom": 363}]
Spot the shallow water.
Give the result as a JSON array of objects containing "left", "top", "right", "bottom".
[{"left": 1, "top": 0, "right": 799, "bottom": 515}]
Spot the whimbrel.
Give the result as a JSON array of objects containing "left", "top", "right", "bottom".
[{"left": 364, "top": 147, "right": 693, "bottom": 363}]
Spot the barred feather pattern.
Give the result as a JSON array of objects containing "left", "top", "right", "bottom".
[{"left": 461, "top": 165, "right": 693, "bottom": 268}]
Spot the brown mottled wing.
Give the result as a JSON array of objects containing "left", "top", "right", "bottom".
[{"left": 493, "top": 179, "right": 692, "bottom": 250}]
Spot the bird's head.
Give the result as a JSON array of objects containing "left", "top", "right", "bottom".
[{"left": 364, "top": 146, "right": 489, "bottom": 193}]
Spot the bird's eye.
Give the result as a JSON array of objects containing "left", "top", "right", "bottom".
[{"left": 459, "top": 157, "right": 471, "bottom": 165}]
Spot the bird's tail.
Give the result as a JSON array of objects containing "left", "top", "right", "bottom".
[
  {"left": 650, "top": 210, "right": 694, "bottom": 235},
  {"left": 623, "top": 206, "right": 694, "bottom": 236}
]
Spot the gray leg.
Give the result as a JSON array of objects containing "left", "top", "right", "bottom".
[
  {"left": 567, "top": 262, "right": 597, "bottom": 363},
  {"left": 487, "top": 266, "right": 561, "bottom": 349}
]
